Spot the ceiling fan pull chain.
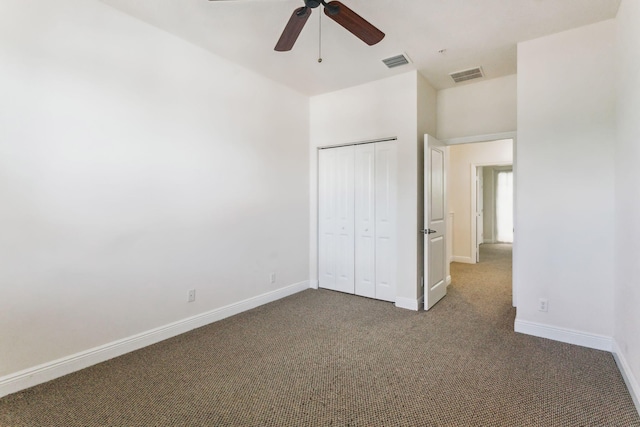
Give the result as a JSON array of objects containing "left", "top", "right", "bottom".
[{"left": 318, "top": 10, "right": 323, "bottom": 63}]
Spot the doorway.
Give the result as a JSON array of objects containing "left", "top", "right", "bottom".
[
  {"left": 446, "top": 137, "right": 516, "bottom": 307},
  {"left": 473, "top": 164, "right": 513, "bottom": 263}
]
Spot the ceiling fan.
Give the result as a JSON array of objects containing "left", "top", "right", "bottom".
[{"left": 208, "top": 0, "right": 385, "bottom": 52}]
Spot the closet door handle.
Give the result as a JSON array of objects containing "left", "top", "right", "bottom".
[{"left": 420, "top": 229, "right": 437, "bottom": 235}]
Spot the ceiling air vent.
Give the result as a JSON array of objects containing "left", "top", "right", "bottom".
[
  {"left": 383, "top": 53, "right": 411, "bottom": 69},
  {"left": 449, "top": 67, "right": 484, "bottom": 83}
]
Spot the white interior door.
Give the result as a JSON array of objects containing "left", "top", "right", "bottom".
[
  {"left": 424, "top": 135, "right": 447, "bottom": 310},
  {"left": 319, "top": 146, "right": 355, "bottom": 294}
]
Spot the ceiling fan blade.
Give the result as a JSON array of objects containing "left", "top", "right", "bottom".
[
  {"left": 274, "top": 7, "right": 312, "bottom": 52},
  {"left": 323, "top": 1, "right": 384, "bottom": 46}
]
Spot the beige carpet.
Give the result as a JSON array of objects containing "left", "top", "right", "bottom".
[{"left": 1, "top": 244, "right": 639, "bottom": 426}]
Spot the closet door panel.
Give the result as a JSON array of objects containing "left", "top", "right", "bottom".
[
  {"left": 318, "top": 148, "right": 338, "bottom": 290},
  {"left": 319, "top": 146, "right": 355, "bottom": 294},
  {"left": 334, "top": 146, "right": 355, "bottom": 293},
  {"left": 374, "top": 142, "right": 397, "bottom": 302},
  {"left": 355, "top": 144, "right": 376, "bottom": 298}
]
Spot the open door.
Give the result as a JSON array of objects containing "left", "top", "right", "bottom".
[
  {"left": 475, "top": 166, "right": 483, "bottom": 262},
  {"left": 423, "top": 135, "right": 447, "bottom": 310}
]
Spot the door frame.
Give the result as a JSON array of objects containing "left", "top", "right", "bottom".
[{"left": 442, "top": 132, "right": 518, "bottom": 308}]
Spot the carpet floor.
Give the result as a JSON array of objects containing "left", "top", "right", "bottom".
[{"left": 1, "top": 244, "right": 639, "bottom": 426}]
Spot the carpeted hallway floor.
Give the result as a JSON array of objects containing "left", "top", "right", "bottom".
[{"left": 1, "top": 244, "right": 639, "bottom": 426}]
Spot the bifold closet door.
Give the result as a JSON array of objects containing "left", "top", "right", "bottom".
[
  {"left": 318, "top": 146, "right": 355, "bottom": 294},
  {"left": 319, "top": 142, "right": 396, "bottom": 302}
]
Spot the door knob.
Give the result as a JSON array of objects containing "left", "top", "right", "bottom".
[{"left": 420, "top": 229, "right": 437, "bottom": 234}]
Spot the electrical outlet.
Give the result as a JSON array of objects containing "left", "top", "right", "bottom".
[
  {"left": 269, "top": 272, "right": 276, "bottom": 284},
  {"left": 538, "top": 298, "right": 548, "bottom": 312},
  {"left": 188, "top": 289, "right": 196, "bottom": 303}
]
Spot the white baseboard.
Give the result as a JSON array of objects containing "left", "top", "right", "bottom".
[
  {"left": 452, "top": 256, "right": 474, "bottom": 264},
  {"left": 514, "top": 319, "right": 613, "bottom": 351},
  {"left": 446, "top": 275, "right": 452, "bottom": 286},
  {"left": 395, "top": 296, "right": 420, "bottom": 311},
  {"left": 309, "top": 279, "right": 319, "bottom": 289},
  {"left": 612, "top": 341, "right": 640, "bottom": 416},
  {"left": 0, "top": 280, "right": 309, "bottom": 398}
]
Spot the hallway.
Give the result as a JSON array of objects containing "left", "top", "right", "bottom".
[{"left": 449, "top": 243, "right": 514, "bottom": 328}]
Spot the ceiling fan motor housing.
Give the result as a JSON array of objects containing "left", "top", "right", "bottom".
[{"left": 304, "top": 0, "right": 321, "bottom": 8}]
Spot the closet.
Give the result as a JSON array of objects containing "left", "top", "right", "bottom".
[{"left": 318, "top": 140, "right": 397, "bottom": 302}]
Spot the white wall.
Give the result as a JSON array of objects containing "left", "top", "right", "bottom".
[
  {"left": 437, "top": 75, "right": 517, "bottom": 141},
  {"left": 0, "top": 0, "right": 309, "bottom": 381},
  {"left": 418, "top": 73, "right": 438, "bottom": 139},
  {"left": 515, "top": 20, "right": 616, "bottom": 342},
  {"left": 448, "top": 140, "right": 513, "bottom": 263},
  {"left": 614, "top": 0, "right": 640, "bottom": 408},
  {"left": 309, "top": 71, "right": 436, "bottom": 308}
]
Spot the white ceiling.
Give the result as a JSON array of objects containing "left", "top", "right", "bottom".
[{"left": 98, "top": 0, "right": 621, "bottom": 95}]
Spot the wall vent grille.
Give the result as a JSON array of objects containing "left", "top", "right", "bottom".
[
  {"left": 449, "top": 67, "right": 484, "bottom": 83},
  {"left": 383, "top": 54, "right": 411, "bottom": 68}
]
